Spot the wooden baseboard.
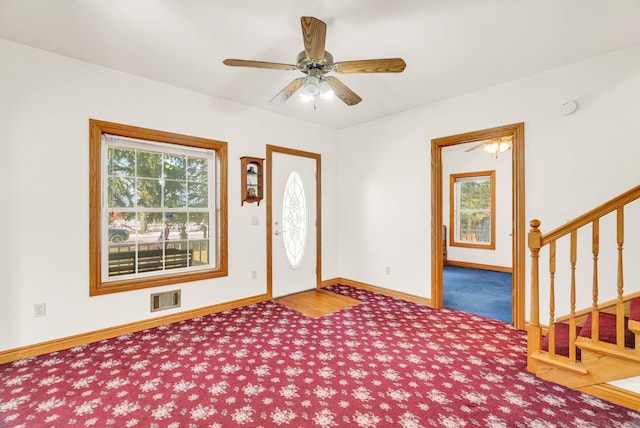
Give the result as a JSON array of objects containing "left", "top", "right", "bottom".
[
  {"left": 321, "top": 277, "right": 431, "bottom": 307},
  {"left": 1, "top": 279, "right": 429, "bottom": 365},
  {"left": 0, "top": 293, "right": 270, "bottom": 365},
  {"left": 578, "top": 383, "right": 640, "bottom": 411},
  {"left": 444, "top": 260, "right": 512, "bottom": 273}
]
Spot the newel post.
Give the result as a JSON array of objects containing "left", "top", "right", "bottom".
[{"left": 527, "top": 219, "right": 542, "bottom": 372}]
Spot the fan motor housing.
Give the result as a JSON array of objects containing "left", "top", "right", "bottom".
[{"left": 296, "top": 51, "right": 334, "bottom": 74}]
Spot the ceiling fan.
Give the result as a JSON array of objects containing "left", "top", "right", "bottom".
[
  {"left": 223, "top": 16, "right": 406, "bottom": 107},
  {"left": 465, "top": 136, "right": 513, "bottom": 156}
]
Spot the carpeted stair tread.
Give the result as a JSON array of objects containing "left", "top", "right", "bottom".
[
  {"left": 542, "top": 311, "right": 636, "bottom": 360},
  {"left": 579, "top": 311, "right": 635, "bottom": 348}
]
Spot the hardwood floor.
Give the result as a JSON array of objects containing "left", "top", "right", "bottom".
[{"left": 275, "top": 289, "right": 361, "bottom": 318}]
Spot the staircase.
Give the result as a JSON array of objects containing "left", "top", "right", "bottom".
[{"left": 527, "top": 185, "right": 640, "bottom": 410}]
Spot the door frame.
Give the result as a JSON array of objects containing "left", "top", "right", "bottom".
[
  {"left": 266, "top": 145, "right": 322, "bottom": 299},
  {"left": 431, "top": 123, "right": 526, "bottom": 329}
]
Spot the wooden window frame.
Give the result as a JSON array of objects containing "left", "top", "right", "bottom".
[
  {"left": 89, "top": 119, "right": 228, "bottom": 296},
  {"left": 449, "top": 170, "right": 496, "bottom": 250}
]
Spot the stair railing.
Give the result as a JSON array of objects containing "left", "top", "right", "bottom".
[{"left": 527, "top": 185, "right": 640, "bottom": 371}]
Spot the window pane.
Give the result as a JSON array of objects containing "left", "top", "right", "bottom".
[
  {"left": 108, "top": 147, "right": 135, "bottom": 177},
  {"left": 137, "top": 178, "right": 163, "bottom": 208},
  {"left": 188, "top": 158, "right": 208, "bottom": 182},
  {"left": 164, "top": 154, "right": 186, "bottom": 181},
  {"left": 169, "top": 212, "right": 188, "bottom": 229},
  {"left": 450, "top": 170, "right": 495, "bottom": 249},
  {"left": 164, "top": 180, "right": 187, "bottom": 208},
  {"left": 188, "top": 182, "right": 209, "bottom": 208},
  {"left": 141, "top": 212, "right": 165, "bottom": 234},
  {"left": 137, "top": 151, "right": 162, "bottom": 178},
  {"left": 108, "top": 177, "right": 136, "bottom": 208},
  {"left": 190, "top": 213, "right": 210, "bottom": 265}
]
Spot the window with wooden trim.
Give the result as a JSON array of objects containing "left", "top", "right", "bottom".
[
  {"left": 450, "top": 170, "right": 495, "bottom": 249},
  {"left": 89, "top": 120, "right": 228, "bottom": 296}
]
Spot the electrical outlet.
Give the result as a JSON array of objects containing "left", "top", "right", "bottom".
[
  {"left": 251, "top": 270, "right": 257, "bottom": 280},
  {"left": 385, "top": 266, "right": 391, "bottom": 275},
  {"left": 251, "top": 216, "right": 259, "bottom": 226},
  {"left": 34, "top": 303, "right": 46, "bottom": 318}
]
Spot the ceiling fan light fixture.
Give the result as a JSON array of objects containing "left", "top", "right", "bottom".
[
  {"left": 319, "top": 79, "right": 334, "bottom": 100},
  {"left": 300, "top": 92, "right": 314, "bottom": 103},
  {"left": 301, "top": 75, "right": 320, "bottom": 97}
]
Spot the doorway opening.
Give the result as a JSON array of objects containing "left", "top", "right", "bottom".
[{"left": 431, "top": 123, "right": 525, "bottom": 329}]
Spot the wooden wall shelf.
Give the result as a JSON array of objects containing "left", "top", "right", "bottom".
[{"left": 240, "top": 156, "right": 264, "bottom": 206}]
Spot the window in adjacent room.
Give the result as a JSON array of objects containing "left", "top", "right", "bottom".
[
  {"left": 89, "top": 120, "right": 228, "bottom": 295},
  {"left": 450, "top": 170, "right": 495, "bottom": 249}
]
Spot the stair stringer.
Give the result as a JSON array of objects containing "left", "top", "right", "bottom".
[
  {"left": 578, "top": 338, "right": 640, "bottom": 384},
  {"left": 531, "top": 337, "right": 640, "bottom": 389}
]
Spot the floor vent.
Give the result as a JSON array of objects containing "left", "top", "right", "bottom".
[{"left": 151, "top": 290, "right": 181, "bottom": 312}]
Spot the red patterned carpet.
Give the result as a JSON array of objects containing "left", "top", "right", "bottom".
[{"left": 1, "top": 285, "right": 639, "bottom": 427}]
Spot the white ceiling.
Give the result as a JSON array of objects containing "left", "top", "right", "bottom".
[{"left": 2, "top": 0, "right": 640, "bottom": 129}]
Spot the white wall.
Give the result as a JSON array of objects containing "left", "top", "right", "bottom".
[
  {"left": 3, "top": 37, "right": 640, "bottom": 355},
  {"left": 337, "top": 43, "right": 640, "bottom": 307},
  {"left": 442, "top": 144, "right": 512, "bottom": 268},
  {"left": 0, "top": 39, "right": 339, "bottom": 351}
]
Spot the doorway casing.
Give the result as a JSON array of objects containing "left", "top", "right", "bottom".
[{"left": 431, "top": 123, "right": 525, "bottom": 329}]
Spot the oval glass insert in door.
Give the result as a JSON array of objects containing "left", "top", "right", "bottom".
[{"left": 281, "top": 171, "right": 307, "bottom": 268}]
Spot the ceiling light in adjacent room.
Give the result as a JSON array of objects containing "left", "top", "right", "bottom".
[
  {"left": 466, "top": 136, "right": 513, "bottom": 158},
  {"left": 483, "top": 139, "right": 511, "bottom": 154}
]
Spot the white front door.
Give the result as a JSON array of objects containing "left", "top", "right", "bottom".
[{"left": 269, "top": 148, "right": 318, "bottom": 298}]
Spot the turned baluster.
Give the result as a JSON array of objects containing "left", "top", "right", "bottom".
[
  {"left": 616, "top": 207, "right": 625, "bottom": 348},
  {"left": 548, "top": 241, "right": 556, "bottom": 356},
  {"left": 592, "top": 219, "right": 600, "bottom": 342},
  {"left": 569, "top": 230, "right": 577, "bottom": 362}
]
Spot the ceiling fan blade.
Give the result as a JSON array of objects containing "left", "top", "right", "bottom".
[
  {"left": 464, "top": 141, "right": 488, "bottom": 152},
  {"left": 333, "top": 58, "right": 406, "bottom": 74},
  {"left": 301, "top": 16, "right": 326, "bottom": 60},
  {"left": 325, "top": 76, "right": 362, "bottom": 106},
  {"left": 223, "top": 59, "right": 297, "bottom": 71},
  {"left": 270, "top": 77, "right": 306, "bottom": 105}
]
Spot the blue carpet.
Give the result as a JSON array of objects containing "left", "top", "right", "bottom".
[{"left": 443, "top": 265, "right": 512, "bottom": 323}]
